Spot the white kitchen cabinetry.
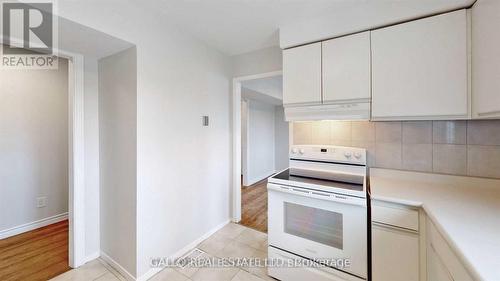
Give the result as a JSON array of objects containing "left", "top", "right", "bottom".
[
  {"left": 283, "top": 42, "right": 322, "bottom": 105},
  {"left": 372, "top": 224, "right": 419, "bottom": 281},
  {"left": 472, "top": 0, "right": 500, "bottom": 118},
  {"left": 322, "top": 31, "right": 371, "bottom": 104},
  {"left": 371, "top": 203, "right": 420, "bottom": 281},
  {"left": 371, "top": 10, "right": 469, "bottom": 120},
  {"left": 283, "top": 34, "right": 371, "bottom": 121},
  {"left": 426, "top": 220, "right": 474, "bottom": 281},
  {"left": 427, "top": 243, "right": 454, "bottom": 281}
]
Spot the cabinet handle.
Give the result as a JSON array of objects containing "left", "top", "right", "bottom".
[
  {"left": 477, "top": 110, "right": 500, "bottom": 117},
  {"left": 372, "top": 221, "right": 418, "bottom": 234}
]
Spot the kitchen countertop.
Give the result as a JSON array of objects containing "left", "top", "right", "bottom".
[{"left": 369, "top": 168, "right": 500, "bottom": 281}]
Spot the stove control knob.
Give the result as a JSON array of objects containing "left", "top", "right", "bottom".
[
  {"left": 344, "top": 152, "right": 352, "bottom": 158},
  {"left": 354, "top": 152, "right": 362, "bottom": 159},
  {"left": 291, "top": 148, "right": 298, "bottom": 154},
  {"left": 299, "top": 149, "right": 305, "bottom": 155}
]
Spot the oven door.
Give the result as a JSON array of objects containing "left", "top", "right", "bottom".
[{"left": 268, "top": 183, "right": 367, "bottom": 279}]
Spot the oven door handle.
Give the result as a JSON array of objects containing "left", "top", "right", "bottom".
[{"left": 267, "top": 183, "right": 366, "bottom": 206}]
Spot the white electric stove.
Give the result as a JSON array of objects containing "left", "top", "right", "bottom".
[{"left": 267, "top": 145, "right": 368, "bottom": 281}]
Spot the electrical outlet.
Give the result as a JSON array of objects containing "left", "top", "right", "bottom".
[{"left": 36, "top": 197, "right": 47, "bottom": 208}]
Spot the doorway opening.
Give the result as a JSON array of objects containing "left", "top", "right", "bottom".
[
  {"left": 0, "top": 51, "right": 85, "bottom": 279},
  {"left": 232, "top": 71, "right": 288, "bottom": 233}
]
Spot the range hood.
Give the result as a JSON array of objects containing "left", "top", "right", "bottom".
[{"left": 284, "top": 101, "right": 370, "bottom": 121}]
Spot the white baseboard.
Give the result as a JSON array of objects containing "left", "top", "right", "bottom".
[
  {"left": 0, "top": 212, "right": 68, "bottom": 240},
  {"left": 100, "top": 251, "right": 136, "bottom": 281},
  {"left": 137, "top": 219, "right": 230, "bottom": 281}
]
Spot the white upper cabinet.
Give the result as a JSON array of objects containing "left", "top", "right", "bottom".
[
  {"left": 322, "top": 32, "right": 371, "bottom": 103},
  {"left": 371, "top": 10, "right": 469, "bottom": 120},
  {"left": 283, "top": 42, "right": 322, "bottom": 105},
  {"left": 472, "top": 0, "right": 500, "bottom": 119}
]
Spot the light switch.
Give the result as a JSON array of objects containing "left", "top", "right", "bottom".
[
  {"left": 202, "top": 116, "right": 209, "bottom": 126},
  {"left": 37, "top": 197, "right": 47, "bottom": 208}
]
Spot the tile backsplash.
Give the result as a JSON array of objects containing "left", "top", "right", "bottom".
[{"left": 293, "top": 120, "right": 500, "bottom": 179}]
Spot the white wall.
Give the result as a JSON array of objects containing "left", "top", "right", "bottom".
[
  {"left": 54, "top": 13, "right": 133, "bottom": 262},
  {"left": 98, "top": 47, "right": 138, "bottom": 277},
  {"left": 232, "top": 46, "right": 282, "bottom": 77},
  {"left": 0, "top": 59, "right": 69, "bottom": 233},
  {"left": 56, "top": 1, "right": 232, "bottom": 278},
  {"left": 135, "top": 34, "right": 231, "bottom": 279},
  {"left": 274, "top": 106, "right": 289, "bottom": 172},
  {"left": 245, "top": 99, "right": 276, "bottom": 185}
]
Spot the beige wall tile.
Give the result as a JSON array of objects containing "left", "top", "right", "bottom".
[
  {"left": 375, "top": 122, "right": 402, "bottom": 143},
  {"left": 289, "top": 120, "right": 500, "bottom": 179},
  {"left": 311, "top": 121, "right": 331, "bottom": 145},
  {"left": 402, "top": 144, "right": 432, "bottom": 172},
  {"left": 433, "top": 121, "right": 466, "bottom": 144},
  {"left": 351, "top": 121, "right": 375, "bottom": 142},
  {"left": 330, "top": 121, "right": 352, "bottom": 142},
  {"left": 375, "top": 142, "right": 402, "bottom": 169},
  {"left": 467, "top": 145, "right": 500, "bottom": 178},
  {"left": 402, "top": 121, "right": 432, "bottom": 144},
  {"left": 433, "top": 144, "right": 467, "bottom": 175},
  {"left": 293, "top": 122, "right": 312, "bottom": 144},
  {"left": 330, "top": 139, "right": 352, "bottom": 147},
  {"left": 467, "top": 120, "right": 500, "bottom": 145}
]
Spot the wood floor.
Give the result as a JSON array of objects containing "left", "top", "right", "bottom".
[
  {"left": 241, "top": 177, "right": 268, "bottom": 233},
  {"left": 0, "top": 220, "right": 71, "bottom": 281}
]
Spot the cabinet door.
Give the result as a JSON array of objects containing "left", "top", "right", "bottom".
[
  {"left": 472, "top": 0, "right": 500, "bottom": 118},
  {"left": 427, "top": 220, "right": 474, "bottom": 281},
  {"left": 322, "top": 32, "right": 371, "bottom": 103},
  {"left": 371, "top": 10, "right": 469, "bottom": 120},
  {"left": 283, "top": 43, "right": 322, "bottom": 106},
  {"left": 427, "top": 244, "right": 454, "bottom": 281},
  {"left": 372, "top": 224, "right": 419, "bottom": 281}
]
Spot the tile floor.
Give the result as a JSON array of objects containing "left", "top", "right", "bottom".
[{"left": 50, "top": 223, "right": 272, "bottom": 281}]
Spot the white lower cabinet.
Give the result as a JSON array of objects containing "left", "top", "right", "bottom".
[
  {"left": 372, "top": 224, "right": 420, "bottom": 281},
  {"left": 427, "top": 243, "right": 454, "bottom": 281},
  {"left": 426, "top": 220, "right": 474, "bottom": 281},
  {"left": 371, "top": 202, "right": 421, "bottom": 281}
]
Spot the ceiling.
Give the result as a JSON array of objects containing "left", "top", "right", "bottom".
[
  {"left": 142, "top": 0, "right": 473, "bottom": 56},
  {"left": 58, "top": 17, "right": 134, "bottom": 59}
]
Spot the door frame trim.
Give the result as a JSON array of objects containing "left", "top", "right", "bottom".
[
  {"left": 231, "top": 70, "right": 282, "bottom": 222},
  {"left": 59, "top": 49, "right": 86, "bottom": 268}
]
